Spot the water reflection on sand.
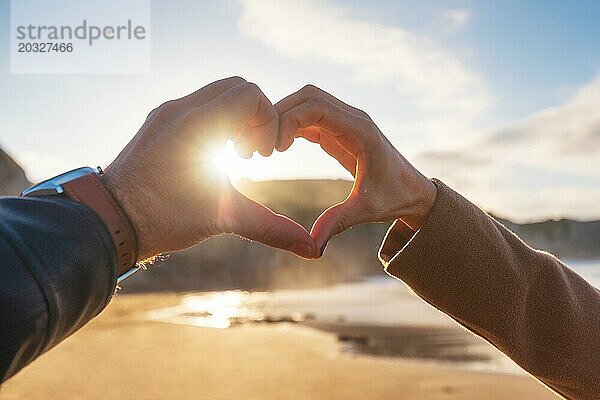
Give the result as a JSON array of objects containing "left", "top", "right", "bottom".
[
  {"left": 145, "top": 277, "right": 523, "bottom": 374},
  {"left": 147, "top": 290, "right": 313, "bottom": 329}
]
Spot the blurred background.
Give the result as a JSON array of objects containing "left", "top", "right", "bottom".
[{"left": 1, "top": 0, "right": 599, "bottom": 399}]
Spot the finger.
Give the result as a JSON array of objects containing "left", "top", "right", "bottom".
[
  {"left": 149, "top": 76, "right": 247, "bottom": 122},
  {"left": 275, "top": 84, "right": 370, "bottom": 151},
  {"left": 250, "top": 91, "right": 278, "bottom": 156},
  {"left": 234, "top": 141, "right": 254, "bottom": 159},
  {"left": 174, "top": 76, "right": 247, "bottom": 111},
  {"left": 215, "top": 82, "right": 278, "bottom": 156},
  {"left": 188, "top": 82, "right": 279, "bottom": 154},
  {"left": 310, "top": 198, "right": 365, "bottom": 258},
  {"left": 276, "top": 84, "right": 370, "bottom": 120},
  {"left": 234, "top": 126, "right": 255, "bottom": 159},
  {"left": 279, "top": 96, "right": 377, "bottom": 157},
  {"left": 229, "top": 192, "right": 316, "bottom": 259}
]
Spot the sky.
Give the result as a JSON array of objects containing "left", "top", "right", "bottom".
[{"left": 0, "top": 0, "right": 599, "bottom": 221}]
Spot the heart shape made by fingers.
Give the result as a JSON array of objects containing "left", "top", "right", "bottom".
[{"left": 233, "top": 84, "right": 432, "bottom": 259}]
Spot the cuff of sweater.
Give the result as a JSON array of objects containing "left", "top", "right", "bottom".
[
  {"left": 378, "top": 219, "right": 416, "bottom": 263},
  {"left": 378, "top": 179, "right": 467, "bottom": 282}
]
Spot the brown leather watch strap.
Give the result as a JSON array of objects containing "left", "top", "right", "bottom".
[{"left": 62, "top": 173, "right": 138, "bottom": 272}]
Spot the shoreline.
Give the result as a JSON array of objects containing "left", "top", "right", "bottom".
[
  {"left": 142, "top": 281, "right": 524, "bottom": 375},
  {"left": 1, "top": 293, "right": 555, "bottom": 399}
]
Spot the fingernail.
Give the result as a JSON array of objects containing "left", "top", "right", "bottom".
[
  {"left": 291, "top": 243, "right": 315, "bottom": 259},
  {"left": 319, "top": 241, "right": 329, "bottom": 257}
]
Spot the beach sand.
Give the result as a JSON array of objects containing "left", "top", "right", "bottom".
[{"left": 1, "top": 294, "right": 557, "bottom": 399}]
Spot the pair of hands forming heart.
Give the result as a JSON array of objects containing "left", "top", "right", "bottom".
[{"left": 102, "top": 77, "right": 437, "bottom": 271}]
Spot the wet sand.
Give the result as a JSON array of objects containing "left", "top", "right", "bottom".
[{"left": 1, "top": 294, "right": 557, "bottom": 399}]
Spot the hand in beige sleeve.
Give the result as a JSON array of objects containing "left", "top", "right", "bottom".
[
  {"left": 278, "top": 84, "right": 600, "bottom": 399},
  {"left": 380, "top": 181, "right": 600, "bottom": 400}
]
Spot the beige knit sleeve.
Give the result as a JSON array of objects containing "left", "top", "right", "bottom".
[{"left": 379, "top": 179, "right": 600, "bottom": 400}]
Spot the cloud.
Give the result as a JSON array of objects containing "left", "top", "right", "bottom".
[
  {"left": 238, "top": 0, "right": 491, "bottom": 125},
  {"left": 485, "top": 74, "right": 600, "bottom": 161},
  {"left": 442, "top": 9, "right": 472, "bottom": 31},
  {"left": 417, "top": 73, "right": 600, "bottom": 221},
  {"left": 417, "top": 150, "right": 490, "bottom": 168},
  {"left": 237, "top": 0, "right": 600, "bottom": 220}
]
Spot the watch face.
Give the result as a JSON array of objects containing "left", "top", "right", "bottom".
[{"left": 21, "top": 167, "right": 98, "bottom": 197}]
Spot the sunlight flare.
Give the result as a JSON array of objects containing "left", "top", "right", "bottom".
[{"left": 205, "top": 140, "right": 246, "bottom": 183}]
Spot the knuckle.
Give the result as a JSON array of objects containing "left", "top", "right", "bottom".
[
  {"left": 359, "top": 119, "right": 379, "bottom": 140},
  {"left": 156, "top": 100, "right": 179, "bottom": 118},
  {"left": 224, "top": 76, "right": 247, "bottom": 85},
  {"left": 149, "top": 100, "right": 181, "bottom": 127},
  {"left": 355, "top": 107, "right": 371, "bottom": 120},
  {"left": 244, "top": 82, "right": 261, "bottom": 96},
  {"left": 301, "top": 84, "right": 321, "bottom": 97},
  {"left": 145, "top": 106, "right": 159, "bottom": 120},
  {"left": 237, "top": 82, "right": 263, "bottom": 107},
  {"left": 369, "top": 126, "right": 387, "bottom": 148}
]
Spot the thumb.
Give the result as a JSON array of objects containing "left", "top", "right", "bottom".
[
  {"left": 229, "top": 192, "right": 316, "bottom": 259},
  {"left": 310, "top": 198, "right": 363, "bottom": 258}
]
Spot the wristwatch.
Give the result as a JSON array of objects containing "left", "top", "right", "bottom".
[{"left": 21, "top": 167, "right": 141, "bottom": 283}]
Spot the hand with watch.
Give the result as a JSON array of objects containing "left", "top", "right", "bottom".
[
  {"left": 21, "top": 77, "right": 316, "bottom": 283},
  {"left": 22, "top": 166, "right": 142, "bottom": 283}
]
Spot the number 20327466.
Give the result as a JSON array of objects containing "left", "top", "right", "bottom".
[{"left": 17, "top": 42, "right": 73, "bottom": 53}]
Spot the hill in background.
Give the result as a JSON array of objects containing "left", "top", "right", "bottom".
[
  {"left": 125, "top": 178, "right": 600, "bottom": 292},
  {"left": 240, "top": 179, "right": 600, "bottom": 260},
  {"left": 0, "top": 148, "right": 30, "bottom": 195}
]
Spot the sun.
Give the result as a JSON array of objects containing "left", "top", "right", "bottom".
[
  {"left": 204, "top": 139, "right": 281, "bottom": 183},
  {"left": 206, "top": 140, "right": 246, "bottom": 183}
]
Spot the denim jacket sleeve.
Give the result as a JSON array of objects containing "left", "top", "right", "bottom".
[{"left": 0, "top": 195, "right": 117, "bottom": 382}]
